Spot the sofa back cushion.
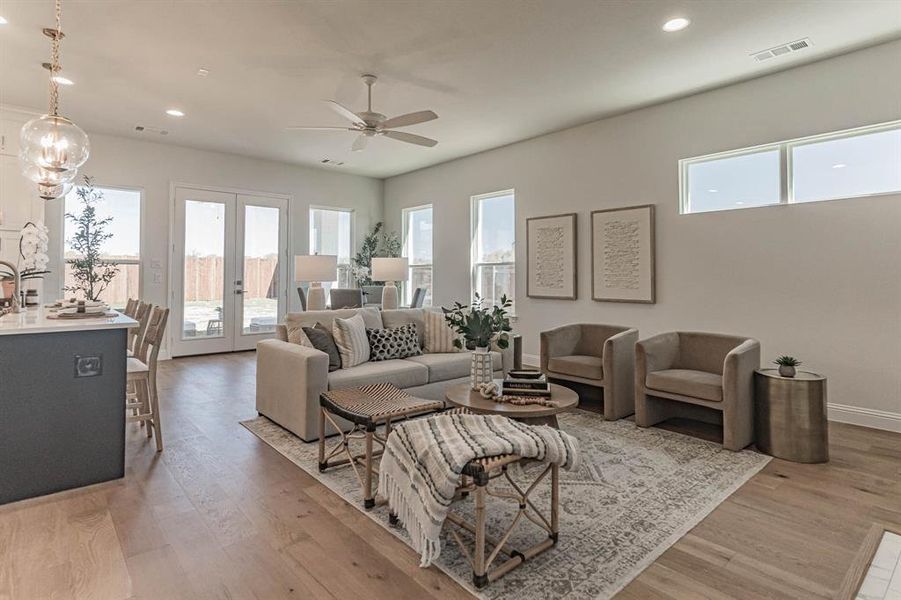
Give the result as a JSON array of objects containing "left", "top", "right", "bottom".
[
  {"left": 283, "top": 307, "right": 383, "bottom": 340},
  {"left": 381, "top": 308, "right": 426, "bottom": 347},
  {"left": 675, "top": 332, "right": 748, "bottom": 374}
]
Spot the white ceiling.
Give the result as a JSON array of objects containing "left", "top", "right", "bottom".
[{"left": 1, "top": 0, "right": 899, "bottom": 178}]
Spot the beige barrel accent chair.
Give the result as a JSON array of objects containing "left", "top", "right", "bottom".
[
  {"left": 540, "top": 324, "right": 639, "bottom": 420},
  {"left": 635, "top": 331, "right": 760, "bottom": 451}
]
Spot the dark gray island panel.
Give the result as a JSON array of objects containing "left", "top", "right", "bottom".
[{"left": 0, "top": 328, "right": 127, "bottom": 505}]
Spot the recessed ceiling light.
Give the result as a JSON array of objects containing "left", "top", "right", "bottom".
[
  {"left": 196, "top": 67, "right": 210, "bottom": 77},
  {"left": 52, "top": 75, "right": 74, "bottom": 86},
  {"left": 0, "top": 16, "right": 8, "bottom": 25},
  {"left": 707, "top": 189, "right": 718, "bottom": 193},
  {"left": 832, "top": 163, "right": 847, "bottom": 169},
  {"left": 166, "top": 109, "right": 185, "bottom": 117},
  {"left": 662, "top": 17, "right": 691, "bottom": 32}
]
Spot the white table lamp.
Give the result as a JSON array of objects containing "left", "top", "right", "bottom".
[
  {"left": 295, "top": 255, "right": 337, "bottom": 310},
  {"left": 371, "top": 257, "right": 408, "bottom": 310}
]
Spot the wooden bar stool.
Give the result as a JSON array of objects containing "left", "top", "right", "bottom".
[
  {"left": 126, "top": 306, "right": 169, "bottom": 452},
  {"left": 123, "top": 298, "right": 138, "bottom": 318},
  {"left": 127, "top": 301, "right": 151, "bottom": 357}
]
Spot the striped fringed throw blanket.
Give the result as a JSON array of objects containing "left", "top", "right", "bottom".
[{"left": 377, "top": 411, "right": 581, "bottom": 567}]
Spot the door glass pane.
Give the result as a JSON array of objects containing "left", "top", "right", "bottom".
[
  {"left": 242, "top": 205, "right": 280, "bottom": 334},
  {"left": 686, "top": 149, "right": 781, "bottom": 212},
  {"left": 183, "top": 200, "right": 225, "bottom": 339},
  {"left": 792, "top": 128, "right": 901, "bottom": 203}
]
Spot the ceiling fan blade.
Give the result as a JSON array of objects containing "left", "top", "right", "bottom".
[
  {"left": 327, "top": 100, "right": 365, "bottom": 126},
  {"left": 382, "top": 130, "right": 438, "bottom": 147},
  {"left": 285, "top": 126, "right": 354, "bottom": 131},
  {"left": 351, "top": 134, "right": 369, "bottom": 152},
  {"left": 380, "top": 110, "right": 438, "bottom": 129}
]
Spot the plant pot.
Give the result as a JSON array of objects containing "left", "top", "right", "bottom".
[
  {"left": 470, "top": 346, "right": 493, "bottom": 390},
  {"left": 778, "top": 365, "right": 796, "bottom": 378}
]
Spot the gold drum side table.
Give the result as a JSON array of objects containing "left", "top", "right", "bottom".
[{"left": 754, "top": 369, "right": 828, "bottom": 463}]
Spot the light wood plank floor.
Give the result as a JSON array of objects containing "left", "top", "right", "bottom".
[{"left": 0, "top": 351, "right": 898, "bottom": 599}]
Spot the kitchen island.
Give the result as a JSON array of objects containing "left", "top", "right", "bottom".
[{"left": 0, "top": 308, "right": 137, "bottom": 505}]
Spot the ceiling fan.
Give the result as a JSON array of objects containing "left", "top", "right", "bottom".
[{"left": 287, "top": 74, "right": 439, "bottom": 152}]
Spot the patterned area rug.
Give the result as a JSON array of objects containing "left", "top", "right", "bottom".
[{"left": 241, "top": 410, "right": 770, "bottom": 599}]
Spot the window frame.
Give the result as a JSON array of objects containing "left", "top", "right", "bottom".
[
  {"left": 401, "top": 203, "right": 433, "bottom": 306},
  {"left": 60, "top": 183, "right": 144, "bottom": 307},
  {"left": 679, "top": 120, "right": 901, "bottom": 214},
  {"left": 470, "top": 189, "right": 516, "bottom": 311},
  {"left": 308, "top": 205, "right": 355, "bottom": 289}
]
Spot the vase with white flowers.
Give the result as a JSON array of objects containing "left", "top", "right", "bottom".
[
  {"left": 0, "top": 221, "right": 51, "bottom": 304},
  {"left": 443, "top": 294, "right": 513, "bottom": 389}
]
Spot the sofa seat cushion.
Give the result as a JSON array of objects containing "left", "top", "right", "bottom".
[
  {"left": 406, "top": 352, "right": 502, "bottom": 383},
  {"left": 646, "top": 369, "right": 723, "bottom": 402},
  {"left": 328, "top": 359, "right": 428, "bottom": 390},
  {"left": 547, "top": 355, "right": 603, "bottom": 380}
]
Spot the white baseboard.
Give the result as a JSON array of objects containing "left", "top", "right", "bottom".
[
  {"left": 827, "top": 402, "right": 901, "bottom": 433},
  {"left": 522, "top": 353, "right": 540, "bottom": 368}
]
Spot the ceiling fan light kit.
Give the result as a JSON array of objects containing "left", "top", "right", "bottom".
[{"left": 288, "top": 74, "right": 439, "bottom": 152}]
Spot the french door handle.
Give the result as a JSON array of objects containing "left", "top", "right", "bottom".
[{"left": 235, "top": 289, "right": 247, "bottom": 295}]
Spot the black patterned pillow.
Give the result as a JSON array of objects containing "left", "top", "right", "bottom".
[{"left": 366, "top": 323, "right": 422, "bottom": 361}]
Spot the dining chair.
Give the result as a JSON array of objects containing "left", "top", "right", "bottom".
[
  {"left": 329, "top": 288, "right": 364, "bottom": 309},
  {"left": 297, "top": 286, "right": 307, "bottom": 311},
  {"left": 126, "top": 306, "right": 170, "bottom": 452}
]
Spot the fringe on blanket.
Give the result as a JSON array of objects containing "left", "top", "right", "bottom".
[{"left": 378, "top": 450, "right": 442, "bottom": 566}]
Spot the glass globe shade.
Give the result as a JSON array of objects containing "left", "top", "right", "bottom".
[
  {"left": 20, "top": 161, "right": 77, "bottom": 187},
  {"left": 37, "top": 181, "right": 73, "bottom": 201},
  {"left": 19, "top": 115, "right": 90, "bottom": 181}
]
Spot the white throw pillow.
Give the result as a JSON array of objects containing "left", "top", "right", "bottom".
[
  {"left": 423, "top": 309, "right": 461, "bottom": 353},
  {"left": 333, "top": 313, "right": 371, "bottom": 368}
]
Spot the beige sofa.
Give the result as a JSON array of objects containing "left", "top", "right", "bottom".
[
  {"left": 635, "top": 331, "right": 760, "bottom": 451},
  {"left": 539, "top": 323, "right": 638, "bottom": 420},
  {"left": 256, "top": 307, "right": 513, "bottom": 441}
]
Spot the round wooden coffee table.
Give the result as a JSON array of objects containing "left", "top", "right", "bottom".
[{"left": 444, "top": 382, "right": 579, "bottom": 428}]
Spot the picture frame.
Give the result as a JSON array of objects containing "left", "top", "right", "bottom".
[
  {"left": 526, "top": 213, "right": 577, "bottom": 300},
  {"left": 591, "top": 204, "right": 655, "bottom": 303}
]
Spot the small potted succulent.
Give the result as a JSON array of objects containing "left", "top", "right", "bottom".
[{"left": 774, "top": 356, "right": 801, "bottom": 378}]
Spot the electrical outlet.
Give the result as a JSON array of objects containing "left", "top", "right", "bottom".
[{"left": 74, "top": 355, "right": 103, "bottom": 378}]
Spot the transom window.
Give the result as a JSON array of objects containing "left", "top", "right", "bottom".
[
  {"left": 402, "top": 204, "right": 432, "bottom": 306},
  {"left": 680, "top": 121, "right": 901, "bottom": 214},
  {"left": 471, "top": 190, "right": 515, "bottom": 312}
]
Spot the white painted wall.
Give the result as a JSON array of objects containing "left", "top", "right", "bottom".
[{"left": 384, "top": 40, "right": 901, "bottom": 429}]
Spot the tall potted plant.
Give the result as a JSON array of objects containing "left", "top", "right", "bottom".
[
  {"left": 443, "top": 294, "right": 513, "bottom": 389},
  {"left": 350, "top": 221, "right": 402, "bottom": 287},
  {"left": 64, "top": 176, "right": 119, "bottom": 302}
]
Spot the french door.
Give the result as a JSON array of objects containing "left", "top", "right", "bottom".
[{"left": 171, "top": 186, "right": 288, "bottom": 356}]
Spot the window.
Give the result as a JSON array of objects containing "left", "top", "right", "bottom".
[
  {"left": 309, "top": 207, "right": 353, "bottom": 291},
  {"left": 680, "top": 121, "right": 901, "bottom": 214},
  {"left": 63, "top": 185, "right": 141, "bottom": 308},
  {"left": 402, "top": 205, "right": 433, "bottom": 306},
  {"left": 471, "top": 190, "right": 515, "bottom": 312}
]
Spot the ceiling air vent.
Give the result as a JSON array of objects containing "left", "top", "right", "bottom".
[
  {"left": 751, "top": 38, "right": 812, "bottom": 62},
  {"left": 320, "top": 159, "right": 344, "bottom": 166},
  {"left": 134, "top": 125, "right": 169, "bottom": 136}
]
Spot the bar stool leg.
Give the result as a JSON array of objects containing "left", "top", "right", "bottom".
[
  {"left": 148, "top": 376, "right": 163, "bottom": 452},
  {"left": 473, "top": 481, "right": 488, "bottom": 588}
]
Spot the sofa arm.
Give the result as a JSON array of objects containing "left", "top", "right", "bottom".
[
  {"left": 603, "top": 328, "right": 638, "bottom": 418},
  {"left": 540, "top": 324, "right": 581, "bottom": 372},
  {"left": 723, "top": 339, "right": 760, "bottom": 407},
  {"left": 256, "top": 339, "right": 329, "bottom": 442},
  {"left": 635, "top": 332, "right": 680, "bottom": 378}
]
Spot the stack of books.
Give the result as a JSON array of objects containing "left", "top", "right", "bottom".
[{"left": 502, "top": 369, "right": 551, "bottom": 397}]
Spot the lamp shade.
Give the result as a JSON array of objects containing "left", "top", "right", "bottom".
[
  {"left": 294, "top": 254, "right": 337, "bottom": 282},
  {"left": 371, "top": 257, "right": 408, "bottom": 282}
]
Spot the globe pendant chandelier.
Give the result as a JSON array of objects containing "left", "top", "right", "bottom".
[{"left": 19, "top": 0, "right": 89, "bottom": 201}]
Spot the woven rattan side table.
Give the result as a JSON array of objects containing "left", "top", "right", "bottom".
[{"left": 318, "top": 383, "right": 444, "bottom": 508}]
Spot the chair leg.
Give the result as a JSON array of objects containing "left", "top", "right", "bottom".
[
  {"left": 148, "top": 376, "right": 163, "bottom": 452},
  {"left": 140, "top": 380, "right": 153, "bottom": 439},
  {"left": 472, "top": 482, "right": 488, "bottom": 588},
  {"left": 318, "top": 407, "right": 327, "bottom": 471},
  {"left": 363, "top": 428, "right": 374, "bottom": 509}
]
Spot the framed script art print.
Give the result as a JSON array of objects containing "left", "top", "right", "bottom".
[
  {"left": 526, "top": 213, "right": 577, "bottom": 300},
  {"left": 591, "top": 205, "right": 656, "bottom": 303}
]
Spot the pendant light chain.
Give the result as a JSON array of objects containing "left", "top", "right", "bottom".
[{"left": 48, "top": 0, "right": 62, "bottom": 117}]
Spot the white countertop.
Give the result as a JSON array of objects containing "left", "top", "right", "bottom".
[{"left": 0, "top": 307, "right": 138, "bottom": 336}]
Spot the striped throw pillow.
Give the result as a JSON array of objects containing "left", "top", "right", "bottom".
[
  {"left": 423, "top": 309, "right": 461, "bottom": 353},
  {"left": 333, "top": 313, "right": 371, "bottom": 368},
  {"left": 286, "top": 323, "right": 312, "bottom": 347}
]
